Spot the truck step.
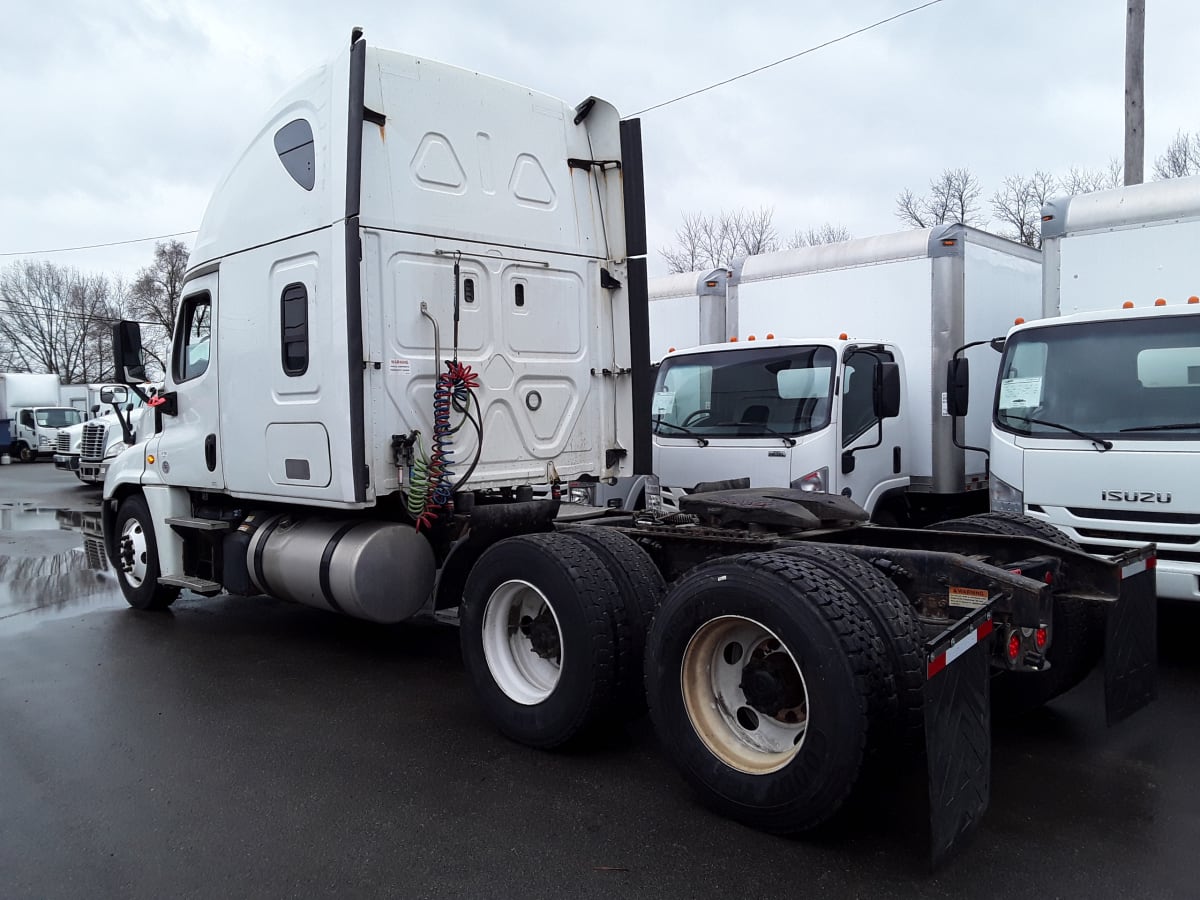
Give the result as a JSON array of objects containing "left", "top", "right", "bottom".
[
  {"left": 158, "top": 575, "right": 224, "bottom": 596},
  {"left": 164, "top": 516, "right": 232, "bottom": 532}
]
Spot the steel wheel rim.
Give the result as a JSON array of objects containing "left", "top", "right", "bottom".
[
  {"left": 481, "top": 579, "right": 564, "bottom": 705},
  {"left": 681, "top": 615, "right": 809, "bottom": 774},
  {"left": 119, "top": 517, "right": 149, "bottom": 588}
]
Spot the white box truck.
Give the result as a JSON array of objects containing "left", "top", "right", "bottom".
[
  {"left": 982, "top": 176, "right": 1200, "bottom": 602},
  {"left": 99, "top": 31, "right": 1156, "bottom": 864},
  {"left": 647, "top": 226, "right": 1041, "bottom": 525},
  {"left": 0, "top": 373, "right": 84, "bottom": 462}
]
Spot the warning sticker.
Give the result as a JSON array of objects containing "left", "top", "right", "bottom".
[
  {"left": 948, "top": 586, "right": 990, "bottom": 610},
  {"left": 389, "top": 358, "right": 411, "bottom": 373}
]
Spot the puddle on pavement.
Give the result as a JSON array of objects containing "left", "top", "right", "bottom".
[{"left": 0, "top": 503, "right": 126, "bottom": 631}]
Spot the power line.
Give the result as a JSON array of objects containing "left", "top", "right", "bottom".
[
  {"left": 0, "top": 230, "right": 197, "bottom": 258},
  {"left": 627, "top": 0, "right": 950, "bottom": 117}
]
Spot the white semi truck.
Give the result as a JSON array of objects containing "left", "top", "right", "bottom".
[
  {"left": 100, "top": 31, "right": 1157, "bottom": 864},
  {"left": 646, "top": 227, "right": 1041, "bottom": 525},
  {"left": 975, "top": 176, "right": 1200, "bottom": 602},
  {"left": 55, "top": 384, "right": 153, "bottom": 484},
  {"left": 0, "top": 373, "right": 84, "bottom": 462}
]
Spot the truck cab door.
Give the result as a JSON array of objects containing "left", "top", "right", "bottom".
[
  {"left": 836, "top": 348, "right": 902, "bottom": 513},
  {"left": 155, "top": 273, "right": 224, "bottom": 490}
]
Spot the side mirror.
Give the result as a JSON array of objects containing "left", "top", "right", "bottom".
[
  {"left": 873, "top": 362, "right": 901, "bottom": 419},
  {"left": 112, "top": 321, "right": 147, "bottom": 384},
  {"left": 946, "top": 358, "right": 970, "bottom": 417},
  {"left": 90, "top": 404, "right": 100, "bottom": 415},
  {"left": 100, "top": 386, "right": 130, "bottom": 406}
]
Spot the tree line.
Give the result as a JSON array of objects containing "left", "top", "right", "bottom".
[
  {"left": 661, "top": 129, "right": 1200, "bottom": 271},
  {"left": 0, "top": 240, "right": 188, "bottom": 383}
]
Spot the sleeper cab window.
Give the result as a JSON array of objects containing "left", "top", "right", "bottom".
[
  {"left": 281, "top": 283, "right": 309, "bottom": 376},
  {"left": 274, "top": 119, "right": 315, "bottom": 191},
  {"left": 174, "top": 293, "right": 212, "bottom": 383}
]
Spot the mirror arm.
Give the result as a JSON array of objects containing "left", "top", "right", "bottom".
[{"left": 948, "top": 339, "right": 995, "bottom": 462}]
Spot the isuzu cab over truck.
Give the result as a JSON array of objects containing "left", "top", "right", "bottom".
[
  {"left": 645, "top": 227, "right": 1040, "bottom": 525},
  {"left": 0, "top": 373, "right": 83, "bottom": 462},
  {"left": 103, "top": 31, "right": 1156, "bottom": 865},
  {"left": 973, "top": 177, "right": 1200, "bottom": 602}
]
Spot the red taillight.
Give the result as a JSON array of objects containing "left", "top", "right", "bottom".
[
  {"left": 1007, "top": 633, "right": 1022, "bottom": 661},
  {"left": 1043, "top": 571, "right": 1053, "bottom": 584},
  {"left": 1035, "top": 627, "right": 1048, "bottom": 649}
]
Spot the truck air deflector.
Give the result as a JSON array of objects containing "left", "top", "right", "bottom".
[{"left": 620, "top": 118, "right": 651, "bottom": 474}]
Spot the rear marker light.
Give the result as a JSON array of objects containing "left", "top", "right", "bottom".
[{"left": 1007, "top": 633, "right": 1021, "bottom": 661}]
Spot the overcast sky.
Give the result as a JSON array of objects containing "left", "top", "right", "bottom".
[{"left": 2, "top": 0, "right": 1197, "bottom": 283}]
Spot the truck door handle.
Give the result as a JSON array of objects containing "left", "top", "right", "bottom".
[{"left": 205, "top": 434, "right": 217, "bottom": 472}]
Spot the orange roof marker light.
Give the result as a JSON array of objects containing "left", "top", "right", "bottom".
[
  {"left": 747, "top": 334, "right": 756, "bottom": 341},
  {"left": 1014, "top": 317, "right": 1025, "bottom": 325},
  {"left": 729, "top": 336, "right": 738, "bottom": 342},
  {"left": 1122, "top": 301, "right": 1135, "bottom": 309},
  {"left": 1155, "top": 298, "right": 1167, "bottom": 306},
  {"left": 1189, "top": 296, "right": 1200, "bottom": 304},
  {"left": 839, "top": 332, "right": 848, "bottom": 341},
  {"left": 667, "top": 347, "right": 675, "bottom": 353},
  {"left": 766, "top": 332, "right": 775, "bottom": 339}
]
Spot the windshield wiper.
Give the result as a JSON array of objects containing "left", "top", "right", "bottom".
[
  {"left": 1005, "top": 416, "right": 1113, "bottom": 451},
  {"left": 653, "top": 419, "right": 709, "bottom": 446},
  {"left": 1119, "top": 422, "right": 1200, "bottom": 433},
  {"left": 708, "top": 422, "right": 798, "bottom": 447}
]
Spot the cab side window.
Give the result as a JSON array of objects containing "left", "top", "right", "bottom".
[{"left": 174, "top": 293, "right": 212, "bottom": 383}]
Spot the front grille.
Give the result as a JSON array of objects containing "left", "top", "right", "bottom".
[
  {"left": 56, "top": 432, "right": 71, "bottom": 453},
  {"left": 1080, "top": 543, "right": 1200, "bottom": 564},
  {"left": 81, "top": 423, "right": 107, "bottom": 462},
  {"left": 1067, "top": 506, "right": 1200, "bottom": 526},
  {"left": 1075, "top": 527, "right": 1200, "bottom": 546}
]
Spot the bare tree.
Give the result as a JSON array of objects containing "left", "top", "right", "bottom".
[
  {"left": 0, "top": 261, "right": 123, "bottom": 382},
  {"left": 1059, "top": 159, "right": 1123, "bottom": 196},
  {"left": 787, "top": 223, "right": 852, "bottom": 249},
  {"left": 125, "top": 240, "right": 190, "bottom": 374},
  {"left": 895, "top": 168, "right": 984, "bottom": 229},
  {"left": 661, "top": 207, "right": 780, "bottom": 273},
  {"left": 1153, "top": 130, "right": 1200, "bottom": 179},
  {"left": 990, "top": 171, "right": 1057, "bottom": 248}
]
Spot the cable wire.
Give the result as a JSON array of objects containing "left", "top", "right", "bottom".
[
  {"left": 627, "top": 0, "right": 950, "bottom": 117},
  {"left": 0, "top": 230, "right": 197, "bottom": 258}
]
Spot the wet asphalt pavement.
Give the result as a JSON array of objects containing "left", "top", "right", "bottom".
[{"left": 1, "top": 462, "right": 1198, "bottom": 899}]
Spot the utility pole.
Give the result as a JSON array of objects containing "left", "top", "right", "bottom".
[{"left": 1124, "top": 0, "right": 1145, "bottom": 185}]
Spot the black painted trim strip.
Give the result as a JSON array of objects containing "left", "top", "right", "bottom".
[
  {"left": 318, "top": 522, "right": 359, "bottom": 614},
  {"left": 252, "top": 515, "right": 285, "bottom": 595},
  {"left": 619, "top": 119, "right": 652, "bottom": 475},
  {"left": 344, "top": 33, "right": 368, "bottom": 503}
]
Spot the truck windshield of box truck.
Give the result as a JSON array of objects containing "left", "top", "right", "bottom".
[
  {"left": 652, "top": 345, "right": 837, "bottom": 439},
  {"left": 995, "top": 314, "right": 1200, "bottom": 441}
]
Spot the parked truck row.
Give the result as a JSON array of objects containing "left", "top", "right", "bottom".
[
  {"left": 0, "top": 373, "right": 85, "bottom": 463},
  {"left": 97, "top": 32, "right": 1157, "bottom": 865}
]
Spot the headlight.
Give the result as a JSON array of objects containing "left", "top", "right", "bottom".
[
  {"left": 792, "top": 467, "right": 829, "bottom": 493},
  {"left": 103, "top": 440, "right": 126, "bottom": 460},
  {"left": 990, "top": 476, "right": 1024, "bottom": 514},
  {"left": 566, "top": 482, "right": 597, "bottom": 506}
]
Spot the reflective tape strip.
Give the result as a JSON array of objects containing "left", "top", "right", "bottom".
[
  {"left": 927, "top": 618, "right": 994, "bottom": 679},
  {"left": 1121, "top": 556, "right": 1156, "bottom": 579}
]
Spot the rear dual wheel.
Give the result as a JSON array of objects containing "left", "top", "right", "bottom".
[{"left": 645, "top": 552, "right": 894, "bottom": 833}]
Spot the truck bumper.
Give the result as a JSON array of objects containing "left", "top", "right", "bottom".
[
  {"left": 54, "top": 454, "right": 80, "bottom": 471},
  {"left": 79, "top": 461, "right": 108, "bottom": 483}
]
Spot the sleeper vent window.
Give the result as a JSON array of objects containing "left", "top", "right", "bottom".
[
  {"left": 273, "top": 119, "right": 315, "bottom": 191},
  {"left": 281, "top": 283, "right": 309, "bottom": 376}
]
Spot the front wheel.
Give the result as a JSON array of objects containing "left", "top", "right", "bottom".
[
  {"left": 113, "top": 494, "right": 179, "bottom": 611},
  {"left": 17, "top": 443, "right": 35, "bottom": 463}
]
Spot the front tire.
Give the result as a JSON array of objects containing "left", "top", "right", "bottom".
[
  {"left": 17, "top": 443, "right": 35, "bottom": 463},
  {"left": 460, "top": 533, "right": 628, "bottom": 749},
  {"left": 113, "top": 494, "right": 179, "bottom": 611},
  {"left": 645, "top": 552, "right": 885, "bottom": 833}
]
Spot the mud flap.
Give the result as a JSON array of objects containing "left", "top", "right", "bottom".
[
  {"left": 924, "top": 611, "right": 993, "bottom": 869},
  {"left": 1104, "top": 558, "right": 1158, "bottom": 726}
]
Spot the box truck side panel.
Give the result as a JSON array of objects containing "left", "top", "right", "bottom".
[
  {"left": 649, "top": 294, "right": 702, "bottom": 358},
  {"left": 1054, "top": 219, "right": 1200, "bottom": 316},
  {"left": 961, "top": 241, "right": 1042, "bottom": 478},
  {"left": 737, "top": 257, "right": 936, "bottom": 479}
]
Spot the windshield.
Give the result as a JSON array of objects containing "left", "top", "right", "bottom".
[
  {"left": 653, "top": 345, "right": 836, "bottom": 439},
  {"left": 995, "top": 314, "right": 1200, "bottom": 440},
  {"left": 35, "top": 408, "right": 83, "bottom": 428}
]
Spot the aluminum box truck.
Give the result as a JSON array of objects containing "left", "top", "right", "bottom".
[
  {"left": 983, "top": 177, "right": 1200, "bottom": 602},
  {"left": 646, "top": 227, "right": 1041, "bottom": 525},
  {"left": 101, "top": 31, "right": 1155, "bottom": 864}
]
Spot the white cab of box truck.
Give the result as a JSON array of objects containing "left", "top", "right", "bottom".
[
  {"left": 648, "top": 225, "right": 1041, "bottom": 524},
  {"left": 0, "top": 373, "right": 84, "bottom": 462},
  {"left": 987, "top": 176, "right": 1200, "bottom": 601}
]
